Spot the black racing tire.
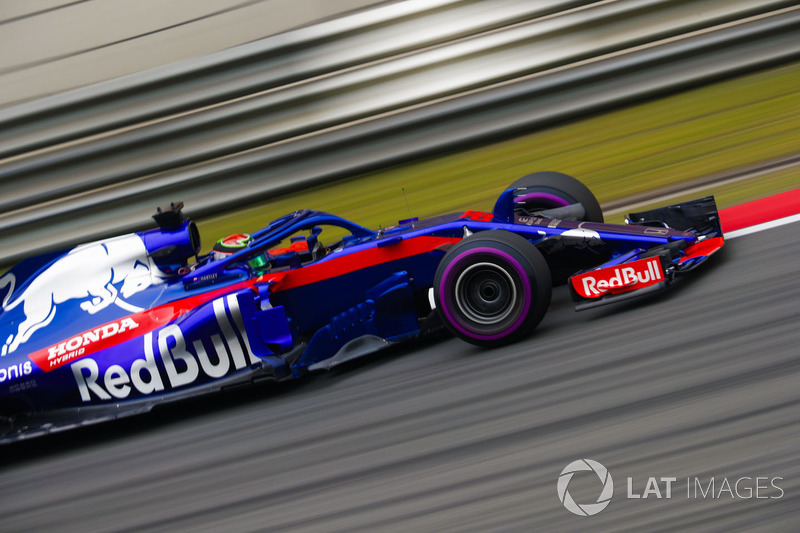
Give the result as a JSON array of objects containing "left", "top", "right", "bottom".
[
  {"left": 509, "top": 171, "right": 604, "bottom": 223},
  {"left": 433, "top": 230, "right": 552, "bottom": 347}
]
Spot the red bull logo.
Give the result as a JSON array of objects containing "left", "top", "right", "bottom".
[
  {"left": 571, "top": 257, "right": 664, "bottom": 299},
  {"left": 1, "top": 234, "right": 166, "bottom": 357},
  {"left": 70, "top": 295, "right": 260, "bottom": 402}
]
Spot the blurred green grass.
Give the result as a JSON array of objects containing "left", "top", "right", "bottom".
[
  {"left": 1, "top": 62, "right": 797, "bottom": 276},
  {"left": 196, "top": 61, "right": 800, "bottom": 245},
  {"left": 603, "top": 166, "right": 800, "bottom": 223}
]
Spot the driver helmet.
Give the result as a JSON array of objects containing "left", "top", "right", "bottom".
[{"left": 213, "top": 234, "right": 269, "bottom": 270}]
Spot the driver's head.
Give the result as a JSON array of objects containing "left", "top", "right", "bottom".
[
  {"left": 212, "top": 233, "right": 268, "bottom": 270},
  {"left": 213, "top": 233, "right": 251, "bottom": 259}
]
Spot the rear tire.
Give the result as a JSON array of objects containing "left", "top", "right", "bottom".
[
  {"left": 509, "top": 171, "right": 603, "bottom": 223},
  {"left": 434, "top": 231, "right": 551, "bottom": 347}
]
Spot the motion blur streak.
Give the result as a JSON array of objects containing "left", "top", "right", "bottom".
[{"left": 0, "top": 222, "right": 797, "bottom": 531}]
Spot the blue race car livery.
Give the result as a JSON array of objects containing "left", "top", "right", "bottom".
[{"left": 0, "top": 172, "right": 724, "bottom": 442}]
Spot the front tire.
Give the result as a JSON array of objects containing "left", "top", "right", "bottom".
[
  {"left": 510, "top": 171, "right": 604, "bottom": 223},
  {"left": 433, "top": 231, "right": 551, "bottom": 347}
]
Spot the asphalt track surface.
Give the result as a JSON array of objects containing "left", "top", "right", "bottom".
[{"left": 1, "top": 221, "right": 798, "bottom": 532}]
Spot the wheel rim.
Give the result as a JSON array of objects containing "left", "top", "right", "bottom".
[
  {"left": 514, "top": 191, "right": 571, "bottom": 208},
  {"left": 514, "top": 190, "right": 574, "bottom": 217},
  {"left": 454, "top": 262, "right": 517, "bottom": 325},
  {"left": 438, "top": 245, "right": 535, "bottom": 342}
]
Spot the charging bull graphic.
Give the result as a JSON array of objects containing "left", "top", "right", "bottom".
[{"left": 1, "top": 234, "right": 166, "bottom": 356}]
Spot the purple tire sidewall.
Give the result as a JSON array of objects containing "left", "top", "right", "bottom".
[
  {"left": 514, "top": 192, "right": 571, "bottom": 208},
  {"left": 439, "top": 246, "right": 532, "bottom": 341}
]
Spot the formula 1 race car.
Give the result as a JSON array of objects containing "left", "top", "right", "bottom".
[{"left": 0, "top": 172, "right": 723, "bottom": 442}]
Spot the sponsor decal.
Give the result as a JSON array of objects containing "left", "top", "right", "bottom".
[
  {"left": 0, "top": 361, "right": 32, "bottom": 383},
  {"left": 9, "top": 379, "right": 37, "bottom": 394},
  {"left": 516, "top": 216, "right": 540, "bottom": 226},
  {"left": 41, "top": 318, "right": 139, "bottom": 370},
  {"left": 27, "top": 279, "right": 268, "bottom": 372},
  {"left": 1, "top": 234, "right": 166, "bottom": 356},
  {"left": 28, "top": 309, "right": 177, "bottom": 372},
  {"left": 571, "top": 257, "right": 663, "bottom": 299},
  {"left": 70, "top": 295, "right": 260, "bottom": 402}
]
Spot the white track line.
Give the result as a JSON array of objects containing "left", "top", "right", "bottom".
[{"left": 725, "top": 213, "right": 800, "bottom": 239}]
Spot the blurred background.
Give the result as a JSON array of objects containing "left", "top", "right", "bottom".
[
  {"left": 0, "top": 0, "right": 385, "bottom": 105},
  {"left": 1, "top": 1, "right": 798, "bottom": 531},
  {"left": 1, "top": 0, "right": 798, "bottom": 265}
]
